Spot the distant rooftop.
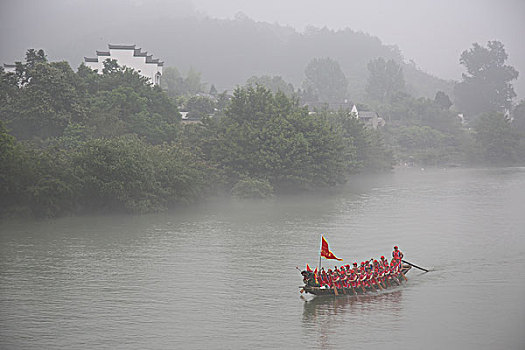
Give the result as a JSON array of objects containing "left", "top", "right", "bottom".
[
  {"left": 108, "top": 44, "right": 136, "bottom": 50},
  {"left": 84, "top": 44, "right": 163, "bottom": 67}
]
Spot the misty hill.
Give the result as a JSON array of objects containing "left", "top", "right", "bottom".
[{"left": 1, "top": 0, "right": 453, "bottom": 100}]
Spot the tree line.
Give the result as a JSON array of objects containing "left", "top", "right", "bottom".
[
  {"left": 0, "top": 50, "right": 392, "bottom": 218},
  {"left": 164, "top": 40, "right": 525, "bottom": 168},
  {"left": 2, "top": 41, "right": 524, "bottom": 219}
]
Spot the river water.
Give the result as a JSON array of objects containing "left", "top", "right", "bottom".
[{"left": 1, "top": 168, "right": 524, "bottom": 349}]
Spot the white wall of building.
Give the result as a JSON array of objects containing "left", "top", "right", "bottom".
[{"left": 84, "top": 45, "right": 163, "bottom": 86}]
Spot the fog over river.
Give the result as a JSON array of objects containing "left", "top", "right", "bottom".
[{"left": 1, "top": 168, "right": 524, "bottom": 349}]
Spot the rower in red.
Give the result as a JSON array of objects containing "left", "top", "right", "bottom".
[{"left": 392, "top": 246, "right": 404, "bottom": 263}]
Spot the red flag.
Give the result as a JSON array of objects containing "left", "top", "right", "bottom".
[
  {"left": 306, "top": 264, "right": 312, "bottom": 272},
  {"left": 321, "top": 235, "right": 342, "bottom": 261}
]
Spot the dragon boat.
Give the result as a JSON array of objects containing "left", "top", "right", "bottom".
[{"left": 300, "top": 265, "right": 412, "bottom": 296}]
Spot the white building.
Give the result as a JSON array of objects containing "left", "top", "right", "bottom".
[
  {"left": 351, "top": 104, "right": 385, "bottom": 129},
  {"left": 3, "top": 64, "right": 17, "bottom": 73},
  {"left": 84, "top": 44, "right": 163, "bottom": 86}
]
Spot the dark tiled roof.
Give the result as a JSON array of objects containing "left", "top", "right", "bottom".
[
  {"left": 146, "top": 56, "right": 159, "bottom": 64},
  {"left": 359, "top": 111, "right": 378, "bottom": 119},
  {"left": 3, "top": 63, "right": 16, "bottom": 68},
  {"left": 108, "top": 44, "right": 136, "bottom": 50},
  {"left": 133, "top": 48, "right": 148, "bottom": 57},
  {"left": 88, "top": 44, "right": 163, "bottom": 67}
]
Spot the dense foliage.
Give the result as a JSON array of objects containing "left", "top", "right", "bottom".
[
  {"left": 0, "top": 52, "right": 214, "bottom": 217},
  {"left": 473, "top": 112, "right": 520, "bottom": 165},
  {"left": 1, "top": 40, "right": 523, "bottom": 219},
  {"left": 454, "top": 41, "right": 519, "bottom": 119},
  {"left": 303, "top": 58, "right": 348, "bottom": 107},
  {"left": 191, "top": 85, "right": 392, "bottom": 193},
  {"left": 366, "top": 58, "right": 406, "bottom": 103},
  {"left": 0, "top": 51, "right": 395, "bottom": 218}
]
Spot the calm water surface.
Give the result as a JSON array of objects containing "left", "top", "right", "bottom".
[{"left": 1, "top": 168, "right": 524, "bottom": 349}]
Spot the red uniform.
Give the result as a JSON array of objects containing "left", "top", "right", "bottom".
[{"left": 392, "top": 246, "right": 404, "bottom": 262}]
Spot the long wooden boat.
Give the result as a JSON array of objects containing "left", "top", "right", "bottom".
[{"left": 301, "top": 265, "right": 411, "bottom": 296}]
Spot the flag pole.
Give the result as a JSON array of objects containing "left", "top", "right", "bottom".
[{"left": 319, "top": 235, "right": 322, "bottom": 271}]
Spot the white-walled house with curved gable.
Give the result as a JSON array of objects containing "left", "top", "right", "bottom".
[{"left": 84, "top": 44, "right": 163, "bottom": 86}]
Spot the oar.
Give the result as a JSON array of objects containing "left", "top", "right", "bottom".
[
  {"left": 350, "top": 283, "right": 357, "bottom": 295},
  {"left": 400, "top": 270, "right": 408, "bottom": 282},
  {"left": 388, "top": 274, "right": 399, "bottom": 285},
  {"left": 373, "top": 277, "right": 383, "bottom": 290},
  {"left": 402, "top": 259, "right": 429, "bottom": 272},
  {"left": 348, "top": 276, "right": 357, "bottom": 295}
]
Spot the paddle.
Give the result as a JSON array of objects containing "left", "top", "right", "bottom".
[
  {"left": 374, "top": 278, "right": 383, "bottom": 290},
  {"left": 350, "top": 283, "right": 357, "bottom": 295},
  {"left": 402, "top": 259, "right": 429, "bottom": 272},
  {"left": 400, "top": 270, "right": 408, "bottom": 282},
  {"left": 349, "top": 276, "right": 357, "bottom": 295},
  {"left": 387, "top": 273, "right": 399, "bottom": 285},
  {"left": 367, "top": 276, "right": 377, "bottom": 292}
]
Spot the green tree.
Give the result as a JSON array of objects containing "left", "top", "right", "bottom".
[
  {"left": 102, "top": 58, "right": 120, "bottom": 74},
  {"left": 303, "top": 57, "right": 348, "bottom": 106},
  {"left": 72, "top": 135, "right": 214, "bottom": 214},
  {"left": 511, "top": 100, "right": 525, "bottom": 163},
  {"left": 161, "top": 66, "right": 205, "bottom": 97},
  {"left": 202, "top": 86, "right": 349, "bottom": 191},
  {"left": 454, "top": 41, "right": 519, "bottom": 118},
  {"left": 326, "top": 110, "right": 393, "bottom": 172},
  {"left": 473, "top": 112, "right": 519, "bottom": 165},
  {"left": 1, "top": 51, "right": 86, "bottom": 140},
  {"left": 511, "top": 100, "right": 525, "bottom": 136},
  {"left": 80, "top": 61, "right": 180, "bottom": 144},
  {"left": 209, "top": 84, "right": 218, "bottom": 96},
  {"left": 184, "top": 68, "right": 205, "bottom": 95},
  {"left": 246, "top": 75, "right": 295, "bottom": 96},
  {"left": 0, "top": 121, "right": 25, "bottom": 213},
  {"left": 366, "top": 58, "right": 405, "bottom": 103},
  {"left": 161, "top": 66, "right": 184, "bottom": 97},
  {"left": 185, "top": 95, "right": 216, "bottom": 119},
  {"left": 434, "top": 91, "right": 452, "bottom": 110}
]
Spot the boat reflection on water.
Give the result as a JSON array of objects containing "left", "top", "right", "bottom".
[
  {"left": 302, "top": 290, "right": 404, "bottom": 322},
  {"left": 300, "top": 291, "right": 405, "bottom": 347},
  {"left": 300, "top": 291, "right": 406, "bottom": 348}
]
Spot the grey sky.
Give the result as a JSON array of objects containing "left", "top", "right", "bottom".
[
  {"left": 1, "top": 0, "right": 524, "bottom": 97},
  {"left": 192, "top": 0, "right": 525, "bottom": 97}
]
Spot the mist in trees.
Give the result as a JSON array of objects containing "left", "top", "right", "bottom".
[
  {"left": 454, "top": 41, "right": 519, "bottom": 119},
  {"left": 246, "top": 75, "right": 295, "bottom": 97},
  {"left": 1, "top": 50, "right": 397, "bottom": 218},
  {"left": 366, "top": 58, "right": 405, "bottom": 103},
  {"left": 303, "top": 57, "right": 348, "bottom": 106},
  {"left": 1, "top": 2, "right": 524, "bottom": 219}
]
